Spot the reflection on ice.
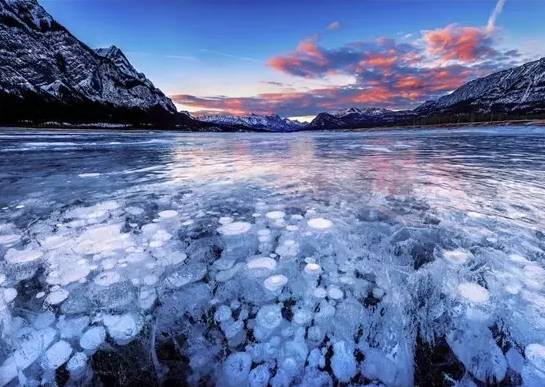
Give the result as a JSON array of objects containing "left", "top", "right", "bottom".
[{"left": 0, "top": 127, "right": 545, "bottom": 385}]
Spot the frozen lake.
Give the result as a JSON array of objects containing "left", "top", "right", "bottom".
[{"left": 1, "top": 126, "right": 545, "bottom": 386}]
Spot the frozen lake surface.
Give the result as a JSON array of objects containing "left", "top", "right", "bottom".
[{"left": 1, "top": 126, "right": 545, "bottom": 386}]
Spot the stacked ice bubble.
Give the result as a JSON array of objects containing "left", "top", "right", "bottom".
[{"left": 1, "top": 190, "right": 545, "bottom": 386}]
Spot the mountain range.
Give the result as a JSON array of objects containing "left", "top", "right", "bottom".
[
  {"left": 1, "top": 0, "right": 544, "bottom": 130},
  {"left": 195, "top": 113, "right": 304, "bottom": 131}
]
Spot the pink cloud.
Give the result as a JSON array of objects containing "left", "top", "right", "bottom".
[{"left": 423, "top": 24, "right": 497, "bottom": 62}]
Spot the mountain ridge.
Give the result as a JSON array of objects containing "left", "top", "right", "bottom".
[{"left": 0, "top": 0, "right": 193, "bottom": 127}]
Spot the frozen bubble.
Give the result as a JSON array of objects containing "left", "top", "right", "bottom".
[
  {"left": 0, "top": 327, "right": 57, "bottom": 382},
  {"left": 314, "top": 287, "right": 327, "bottom": 298},
  {"left": 161, "top": 251, "right": 187, "bottom": 266},
  {"left": 153, "top": 229, "right": 172, "bottom": 242},
  {"left": 218, "top": 221, "right": 252, "bottom": 236},
  {"left": 214, "top": 305, "right": 232, "bottom": 323},
  {"left": 247, "top": 257, "right": 277, "bottom": 278},
  {"left": 256, "top": 304, "right": 283, "bottom": 330},
  {"left": 293, "top": 309, "right": 313, "bottom": 325},
  {"left": 143, "top": 274, "right": 159, "bottom": 286},
  {"left": 66, "top": 352, "right": 88, "bottom": 376},
  {"left": 443, "top": 248, "right": 472, "bottom": 265},
  {"left": 2, "top": 287, "right": 17, "bottom": 303},
  {"left": 103, "top": 313, "right": 143, "bottom": 345},
  {"left": 158, "top": 210, "right": 178, "bottom": 219},
  {"left": 524, "top": 265, "right": 545, "bottom": 280},
  {"left": 45, "top": 288, "right": 69, "bottom": 305},
  {"left": 36, "top": 291, "right": 45, "bottom": 299},
  {"left": 265, "top": 211, "right": 285, "bottom": 220},
  {"left": 57, "top": 316, "right": 89, "bottom": 339},
  {"left": 307, "top": 218, "right": 333, "bottom": 230},
  {"left": 286, "top": 225, "right": 298, "bottom": 231},
  {"left": 125, "top": 206, "right": 144, "bottom": 216},
  {"left": 457, "top": 282, "right": 490, "bottom": 304},
  {"left": 138, "top": 288, "right": 157, "bottom": 310},
  {"left": 5, "top": 247, "right": 42, "bottom": 264},
  {"left": 46, "top": 260, "right": 91, "bottom": 286},
  {"left": 331, "top": 341, "right": 357, "bottom": 382},
  {"left": 93, "top": 271, "right": 121, "bottom": 286},
  {"left": 219, "top": 216, "right": 234, "bottom": 225},
  {"left": 526, "top": 343, "right": 545, "bottom": 372},
  {"left": 249, "top": 363, "right": 271, "bottom": 387},
  {"left": 223, "top": 352, "right": 252, "bottom": 385},
  {"left": 78, "top": 173, "right": 101, "bottom": 178},
  {"left": 263, "top": 274, "right": 288, "bottom": 292},
  {"left": 372, "top": 287, "right": 385, "bottom": 299},
  {"left": 0, "top": 234, "right": 19, "bottom": 245},
  {"left": 42, "top": 340, "right": 72, "bottom": 369},
  {"left": 33, "top": 311, "right": 56, "bottom": 329},
  {"left": 80, "top": 326, "right": 106, "bottom": 352},
  {"left": 509, "top": 254, "right": 530, "bottom": 264},
  {"left": 75, "top": 224, "right": 132, "bottom": 254},
  {"left": 328, "top": 286, "right": 344, "bottom": 300},
  {"left": 304, "top": 263, "right": 321, "bottom": 275}
]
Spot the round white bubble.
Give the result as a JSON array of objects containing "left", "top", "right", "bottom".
[
  {"left": 218, "top": 221, "right": 252, "bottom": 236},
  {"left": 265, "top": 211, "right": 285, "bottom": 220},
  {"left": 158, "top": 210, "right": 178, "bottom": 219},
  {"left": 304, "top": 263, "right": 321, "bottom": 275},
  {"left": 263, "top": 274, "right": 288, "bottom": 292},
  {"left": 526, "top": 343, "right": 545, "bottom": 372},
  {"left": 457, "top": 282, "right": 490, "bottom": 304},
  {"left": 308, "top": 218, "right": 333, "bottom": 230},
  {"left": 443, "top": 249, "right": 472, "bottom": 265}
]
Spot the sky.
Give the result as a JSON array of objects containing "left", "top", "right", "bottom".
[{"left": 41, "top": 0, "right": 545, "bottom": 121}]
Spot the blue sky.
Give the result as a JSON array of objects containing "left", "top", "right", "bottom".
[{"left": 41, "top": 0, "right": 545, "bottom": 119}]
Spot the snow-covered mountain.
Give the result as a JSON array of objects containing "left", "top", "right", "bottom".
[
  {"left": 0, "top": 0, "right": 182, "bottom": 126},
  {"left": 333, "top": 107, "right": 391, "bottom": 118},
  {"left": 308, "top": 58, "right": 545, "bottom": 129},
  {"left": 416, "top": 57, "right": 545, "bottom": 115},
  {"left": 196, "top": 113, "right": 304, "bottom": 131},
  {"left": 308, "top": 107, "right": 415, "bottom": 129}
]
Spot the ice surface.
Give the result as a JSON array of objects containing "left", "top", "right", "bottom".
[{"left": 1, "top": 128, "right": 545, "bottom": 385}]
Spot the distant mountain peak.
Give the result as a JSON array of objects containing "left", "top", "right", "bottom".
[
  {"left": 333, "top": 106, "right": 391, "bottom": 118},
  {"left": 95, "top": 45, "right": 146, "bottom": 81},
  {"left": 195, "top": 112, "right": 303, "bottom": 131}
]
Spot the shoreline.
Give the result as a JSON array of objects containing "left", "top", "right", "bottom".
[{"left": 1, "top": 118, "right": 545, "bottom": 133}]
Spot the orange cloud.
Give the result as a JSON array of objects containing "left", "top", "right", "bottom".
[{"left": 423, "top": 24, "right": 497, "bottom": 62}]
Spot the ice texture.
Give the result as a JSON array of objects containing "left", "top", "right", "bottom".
[{"left": 1, "top": 128, "right": 545, "bottom": 385}]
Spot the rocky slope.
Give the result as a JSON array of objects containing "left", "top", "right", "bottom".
[
  {"left": 0, "top": 0, "right": 192, "bottom": 127},
  {"left": 196, "top": 113, "right": 304, "bottom": 132},
  {"left": 416, "top": 57, "right": 545, "bottom": 116}
]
